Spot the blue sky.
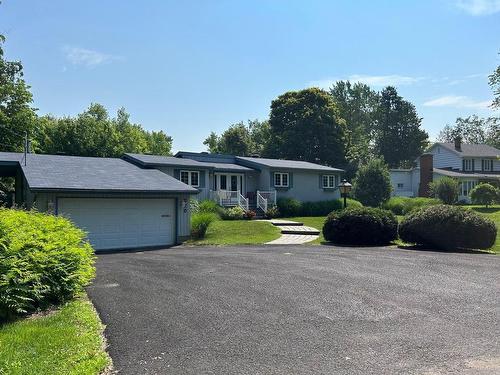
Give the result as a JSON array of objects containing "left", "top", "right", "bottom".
[{"left": 1, "top": 0, "right": 499, "bottom": 152}]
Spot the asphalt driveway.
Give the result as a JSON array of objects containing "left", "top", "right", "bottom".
[{"left": 87, "top": 245, "right": 500, "bottom": 374}]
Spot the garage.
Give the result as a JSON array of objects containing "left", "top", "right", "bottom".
[{"left": 58, "top": 198, "right": 176, "bottom": 250}]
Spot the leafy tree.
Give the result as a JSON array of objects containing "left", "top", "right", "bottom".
[
  {"left": 470, "top": 183, "right": 499, "bottom": 207},
  {"left": 203, "top": 132, "right": 220, "bottom": 153},
  {"left": 352, "top": 158, "right": 392, "bottom": 207},
  {"left": 0, "top": 35, "right": 37, "bottom": 152},
  {"left": 248, "top": 119, "right": 270, "bottom": 156},
  {"left": 265, "top": 88, "right": 346, "bottom": 166},
  {"left": 437, "top": 115, "right": 499, "bottom": 148},
  {"left": 429, "top": 177, "right": 459, "bottom": 205},
  {"left": 373, "top": 87, "right": 428, "bottom": 168},
  {"left": 489, "top": 56, "right": 500, "bottom": 109},
  {"left": 329, "top": 81, "right": 378, "bottom": 176}
]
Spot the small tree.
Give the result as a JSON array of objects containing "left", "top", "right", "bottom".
[
  {"left": 352, "top": 159, "right": 392, "bottom": 207},
  {"left": 429, "top": 177, "right": 459, "bottom": 205},
  {"left": 470, "top": 183, "right": 499, "bottom": 207}
]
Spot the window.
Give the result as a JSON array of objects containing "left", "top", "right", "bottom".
[
  {"left": 397, "top": 183, "right": 404, "bottom": 189},
  {"left": 220, "top": 175, "right": 227, "bottom": 190},
  {"left": 460, "top": 180, "right": 477, "bottom": 196},
  {"left": 322, "top": 174, "right": 336, "bottom": 188},
  {"left": 463, "top": 159, "right": 474, "bottom": 171},
  {"left": 179, "top": 170, "right": 200, "bottom": 187},
  {"left": 482, "top": 159, "right": 493, "bottom": 171},
  {"left": 274, "top": 172, "right": 289, "bottom": 187}
]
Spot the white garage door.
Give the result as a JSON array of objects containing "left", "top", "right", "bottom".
[{"left": 58, "top": 198, "right": 175, "bottom": 250}]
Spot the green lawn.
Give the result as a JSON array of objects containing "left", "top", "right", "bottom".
[
  {"left": 187, "top": 220, "right": 281, "bottom": 245},
  {"left": 282, "top": 216, "right": 326, "bottom": 244},
  {"left": 0, "top": 295, "right": 111, "bottom": 375}
]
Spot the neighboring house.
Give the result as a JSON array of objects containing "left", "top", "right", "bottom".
[
  {"left": 124, "top": 151, "right": 344, "bottom": 212},
  {"left": 390, "top": 139, "right": 500, "bottom": 202},
  {"left": 0, "top": 151, "right": 343, "bottom": 251},
  {"left": 0, "top": 152, "right": 197, "bottom": 251}
]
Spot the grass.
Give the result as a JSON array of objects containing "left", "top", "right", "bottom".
[
  {"left": 0, "top": 295, "right": 111, "bottom": 375},
  {"left": 282, "top": 216, "right": 326, "bottom": 244},
  {"left": 187, "top": 220, "right": 281, "bottom": 245}
]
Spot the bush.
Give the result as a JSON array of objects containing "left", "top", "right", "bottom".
[
  {"left": 243, "top": 210, "right": 256, "bottom": 220},
  {"left": 277, "top": 198, "right": 302, "bottom": 217},
  {"left": 219, "top": 206, "right": 246, "bottom": 220},
  {"left": 198, "top": 199, "right": 219, "bottom": 213},
  {"left": 191, "top": 212, "right": 218, "bottom": 239},
  {"left": 352, "top": 159, "right": 392, "bottom": 207},
  {"left": 0, "top": 209, "right": 95, "bottom": 321},
  {"left": 277, "top": 197, "right": 363, "bottom": 217},
  {"left": 383, "top": 197, "right": 441, "bottom": 215},
  {"left": 470, "top": 183, "right": 499, "bottom": 207},
  {"left": 265, "top": 206, "right": 280, "bottom": 219},
  {"left": 322, "top": 207, "right": 398, "bottom": 246},
  {"left": 429, "top": 177, "right": 459, "bottom": 205},
  {"left": 399, "top": 205, "right": 497, "bottom": 250},
  {"left": 189, "top": 198, "right": 200, "bottom": 214}
]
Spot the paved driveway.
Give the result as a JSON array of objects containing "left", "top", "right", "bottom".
[{"left": 87, "top": 245, "right": 500, "bottom": 375}]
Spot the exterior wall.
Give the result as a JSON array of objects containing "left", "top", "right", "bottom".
[
  {"left": 269, "top": 169, "right": 341, "bottom": 202},
  {"left": 258, "top": 167, "right": 272, "bottom": 191},
  {"left": 245, "top": 171, "right": 259, "bottom": 195},
  {"left": 494, "top": 159, "right": 500, "bottom": 172},
  {"left": 429, "top": 145, "right": 462, "bottom": 170},
  {"left": 390, "top": 170, "right": 415, "bottom": 197},
  {"left": 31, "top": 191, "right": 192, "bottom": 244}
]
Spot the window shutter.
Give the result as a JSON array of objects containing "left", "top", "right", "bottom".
[
  {"left": 472, "top": 159, "right": 475, "bottom": 171},
  {"left": 174, "top": 169, "right": 180, "bottom": 180},
  {"left": 462, "top": 160, "right": 465, "bottom": 171},
  {"left": 270, "top": 172, "right": 275, "bottom": 187},
  {"left": 289, "top": 173, "right": 293, "bottom": 188},
  {"left": 199, "top": 171, "right": 205, "bottom": 188},
  {"left": 319, "top": 175, "right": 323, "bottom": 188}
]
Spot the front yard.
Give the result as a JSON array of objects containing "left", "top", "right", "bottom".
[{"left": 0, "top": 295, "right": 111, "bottom": 375}]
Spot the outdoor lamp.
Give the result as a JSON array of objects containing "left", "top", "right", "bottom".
[{"left": 338, "top": 179, "right": 352, "bottom": 208}]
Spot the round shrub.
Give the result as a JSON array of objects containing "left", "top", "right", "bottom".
[
  {"left": 399, "top": 205, "right": 497, "bottom": 250},
  {"left": 470, "top": 183, "right": 499, "bottom": 207},
  {"left": 219, "top": 206, "right": 245, "bottom": 220},
  {"left": 0, "top": 209, "right": 95, "bottom": 321},
  {"left": 322, "top": 207, "right": 398, "bottom": 246}
]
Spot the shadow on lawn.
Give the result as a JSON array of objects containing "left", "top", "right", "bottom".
[{"left": 470, "top": 206, "right": 500, "bottom": 214}]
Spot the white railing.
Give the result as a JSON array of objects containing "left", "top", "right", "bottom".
[
  {"left": 257, "top": 191, "right": 267, "bottom": 213},
  {"left": 238, "top": 192, "right": 249, "bottom": 211},
  {"left": 210, "top": 190, "right": 248, "bottom": 210}
]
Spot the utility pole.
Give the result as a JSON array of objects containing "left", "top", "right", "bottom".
[{"left": 24, "top": 131, "right": 28, "bottom": 166}]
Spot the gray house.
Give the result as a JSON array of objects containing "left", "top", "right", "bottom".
[
  {"left": 124, "top": 151, "right": 344, "bottom": 212},
  {"left": 0, "top": 151, "right": 343, "bottom": 251}
]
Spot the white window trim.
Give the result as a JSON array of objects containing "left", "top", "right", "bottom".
[
  {"left": 483, "top": 159, "right": 493, "bottom": 171},
  {"left": 464, "top": 159, "right": 473, "bottom": 171},
  {"left": 180, "top": 170, "right": 200, "bottom": 187},
  {"left": 274, "top": 172, "right": 289, "bottom": 188},
  {"left": 322, "top": 174, "right": 337, "bottom": 189}
]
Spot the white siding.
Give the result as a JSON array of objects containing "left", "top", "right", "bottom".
[
  {"left": 390, "top": 170, "right": 416, "bottom": 197},
  {"left": 430, "top": 146, "right": 461, "bottom": 169}
]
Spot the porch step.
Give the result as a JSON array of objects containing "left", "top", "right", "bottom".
[
  {"left": 268, "top": 219, "right": 304, "bottom": 226},
  {"left": 279, "top": 226, "right": 320, "bottom": 235}
]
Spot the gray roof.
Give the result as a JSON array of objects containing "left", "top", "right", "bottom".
[
  {"left": 236, "top": 156, "right": 344, "bottom": 172},
  {"left": 0, "top": 153, "right": 197, "bottom": 194},
  {"left": 437, "top": 143, "right": 500, "bottom": 157},
  {"left": 125, "top": 153, "right": 253, "bottom": 172},
  {"left": 0, "top": 152, "right": 24, "bottom": 163},
  {"left": 434, "top": 168, "right": 500, "bottom": 180}
]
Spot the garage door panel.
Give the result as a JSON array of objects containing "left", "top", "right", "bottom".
[{"left": 58, "top": 198, "right": 175, "bottom": 250}]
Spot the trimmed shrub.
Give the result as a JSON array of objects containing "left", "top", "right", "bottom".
[
  {"left": 429, "top": 177, "right": 459, "bottom": 205},
  {"left": 352, "top": 159, "right": 392, "bottom": 207},
  {"left": 399, "top": 205, "right": 497, "bottom": 250},
  {"left": 470, "top": 183, "right": 499, "bottom": 207},
  {"left": 0, "top": 209, "right": 95, "bottom": 321},
  {"left": 277, "top": 198, "right": 302, "bottom": 217},
  {"left": 191, "top": 212, "right": 218, "bottom": 239},
  {"left": 322, "top": 207, "right": 398, "bottom": 246},
  {"left": 383, "top": 197, "right": 441, "bottom": 215},
  {"left": 219, "top": 206, "right": 246, "bottom": 220}
]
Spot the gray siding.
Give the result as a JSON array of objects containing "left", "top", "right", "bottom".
[{"left": 270, "top": 170, "right": 341, "bottom": 202}]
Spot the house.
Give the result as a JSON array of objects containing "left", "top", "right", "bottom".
[
  {"left": 390, "top": 139, "right": 500, "bottom": 202},
  {"left": 0, "top": 151, "right": 343, "bottom": 251},
  {"left": 124, "top": 151, "right": 344, "bottom": 212},
  {"left": 0, "top": 152, "right": 198, "bottom": 251}
]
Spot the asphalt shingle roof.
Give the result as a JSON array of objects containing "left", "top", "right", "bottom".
[
  {"left": 0, "top": 152, "right": 197, "bottom": 194},
  {"left": 438, "top": 143, "right": 500, "bottom": 157},
  {"left": 236, "top": 156, "right": 344, "bottom": 172},
  {"left": 434, "top": 168, "right": 500, "bottom": 179}
]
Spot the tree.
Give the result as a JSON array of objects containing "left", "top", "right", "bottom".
[
  {"left": 489, "top": 56, "right": 500, "bottom": 109},
  {"left": 373, "top": 87, "right": 428, "bottom": 168},
  {"left": 0, "top": 35, "right": 37, "bottom": 152},
  {"left": 437, "top": 115, "right": 499, "bottom": 148},
  {"left": 351, "top": 158, "right": 392, "bottom": 207},
  {"left": 266, "top": 88, "right": 346, "bottom": 167},
  {"left": 470, "top": 183, "right": 499, "bottom": 207},
  {"left": 429, "top": 177, "right": 459, "bottom": 205},
  {"left": 203, "top": 119, "right": 270, "bottom": 156},
  {"left": 329, "top": 81, "right": 378, "bottom": 177}
]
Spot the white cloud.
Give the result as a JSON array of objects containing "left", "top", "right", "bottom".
[
  {"left": 63, "top": 46, "right": 121, "bottom": 67},
  {"left": 455, "top": 0, "right": 500, "bottom": 15},
  {"left": 423, "top": 95, "right": 492, "bottom": 109},
  {"left": 309, "top": 74, "right": 423, "bottom": 89}
]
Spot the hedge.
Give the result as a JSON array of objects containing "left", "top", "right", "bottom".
[
  {"left": 399, "top": 205, "right": 497, "bottom": 251},
  {"left": 0, "top": 209, "right": 95, "bottom": 321},
  {"left": 277, "top": 197, "right": 362, "bottom": 217},
  {"left": 322, "top": 207, "right": 398, "bottom": 246},
  {"left": 382, "top": 197, "right": 441, "bottom": 215}
]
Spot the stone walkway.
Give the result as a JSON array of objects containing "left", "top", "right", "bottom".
[{"left": 263, "top": 219, "right": 320, "bottom": 245}]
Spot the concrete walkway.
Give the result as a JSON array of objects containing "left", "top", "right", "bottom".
[{"left": 264, "top": 219, "right": 320, "bottom": 245}]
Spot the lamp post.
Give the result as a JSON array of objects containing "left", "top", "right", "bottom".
[{"left": 338, "top": 179, "right": 352, "bottom": 209}]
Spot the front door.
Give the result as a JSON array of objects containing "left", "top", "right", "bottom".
[{"left": 215, "top": 173, "right": 244, "bottom": 193}]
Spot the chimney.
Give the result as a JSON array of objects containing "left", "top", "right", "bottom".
[
  {"left": 418, "top": 153, "right": 433, "bottom": 197},
  {"left": 454, "top": 136, "right": 462, "bottom": 151}
]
